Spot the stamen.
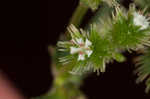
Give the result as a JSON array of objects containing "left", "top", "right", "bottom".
[
  {"left": 85, "top": 47, "right": 90, "bottom": 50},
  {"left": 79, "top": 51, "right": 84, "bottom": 55},
  {"left": 79, "top": 43, "right": 84, "bottom": 47}
]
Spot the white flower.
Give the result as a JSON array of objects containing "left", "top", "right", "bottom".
[
  {"left": 133, "top": 12, "right": 149, "bottom": 30},
  {"left": 70, "top": 38, "right": 93, "bottom": 61},
  {"left": 78, "top": 54, "right": 85, "bottom": 61}
]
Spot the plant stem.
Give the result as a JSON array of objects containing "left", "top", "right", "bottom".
[{"left": 65, "top": 2, "right": 88, "bottom": 35}]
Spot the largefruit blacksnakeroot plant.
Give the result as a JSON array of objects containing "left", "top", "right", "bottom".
[
  {"left": 35, "top": 0, "right": 150, "bottom": 99},
  {"left": 58, "top": 0, "right": 150, "bottom": 93}
]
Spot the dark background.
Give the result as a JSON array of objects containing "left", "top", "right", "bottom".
[{"left": 0, "top": 0, "right": 150, "bottom": 98}]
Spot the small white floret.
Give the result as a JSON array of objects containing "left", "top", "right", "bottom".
[{"left": 133, "top": 12, "right": 149, "bottom": 30}]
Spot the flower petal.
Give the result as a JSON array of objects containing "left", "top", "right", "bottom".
[
  {"left": 85, "top": 50, "right": 93, "bottom": 57},
  {"left": 85, "top": 39, "right": 92, "bottom": 48},
  {"left": 78, "top": 54, "right": 85, "bottom": 61},
  {"left": 70, "top": 47, "right": 81, "bottom": 54},
  {"left": 76, "top": 38, "right": 84, "bottom": 45}
]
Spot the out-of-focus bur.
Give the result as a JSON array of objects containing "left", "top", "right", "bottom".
[{"left": 134, "top": 48, "right": 150, "bottom": 93}]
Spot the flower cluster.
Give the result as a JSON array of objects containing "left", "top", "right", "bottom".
[
  {"left": 70, "top": 38, "right": 93, "bottom": 61},
  {"left": 57, "top": 5, "right": 150, "bottom": 75},
  {"left": 133, "top": 12, "right": 149, "bottom": 30}
]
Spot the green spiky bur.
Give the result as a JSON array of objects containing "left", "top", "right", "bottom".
[
  {"left": 135, "top": 48, "right": 150, "bottom": 93},
  {"left": 108, "top": 5, "right": 150, "bottom": 51},
  {"left": 88, "top": 26, "right": 115, "bottom": 72},
  {"left": 57, "top": 24, "right": 125, "bottom": 75}
]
